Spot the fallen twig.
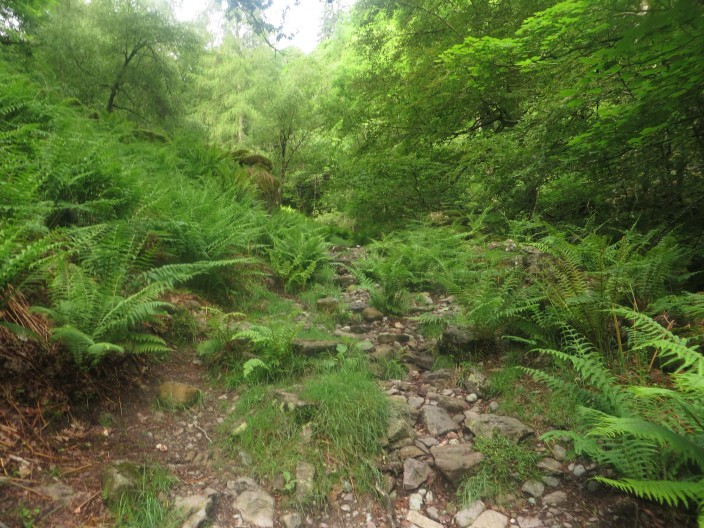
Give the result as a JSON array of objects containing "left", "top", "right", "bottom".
[
  {"left": 192, "top": 423, "right": 212, "bottom": 444},
  {"left": 73, "top": 490, "right": 101, "bottom": 514}
]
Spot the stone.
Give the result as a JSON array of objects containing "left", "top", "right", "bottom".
[
  {"left": 377, "top": 332, "right": 399, "bottom": 345},
  {"left": 231, "top": 478, "right": 275, "bottom": 528},
  {"left": 362, "top": 307, "right": 384, "bottom": 322},
  {"left": 101, "top": 460, "right": 141, "bottom": 506},
  {"left": 349, "top": 300, "right": 368, "bottom": 313},
  {"left": 460, "top": 369, "right": 488, "bottom": 396},
  {"left": 274, "top": 390, "right": 312, "bottom": 412},
  {"left": 551, "top": 444, "right": 567, "bottom": 461},
  {"left": 463, "top": 412, "right": 533, "bottom": 443},
  {"left": 296, "top": 461, "right": 315, "bottom": 500},
  {"left": 516, "top": 517, "right": 544, "bottom": 528},
  {"left": 488, "top": 401, "right": 500, "bottom": 412},
  {"left": 521, "top": 480, "right": 545, "bottom": 498},
  {"left": 408, "top": 396, "right": 425, "bottom": 410},
  {"left": 157, "top": 381, "right": 200, "bottom": 407},
  {"left": 537, "top": 458, "right": 563, "bottom": 475},
  {"left": 470, "top": 510, "right": 509, "bottom": 528},
  {"left": 38, "top": 483, "right": 74, "bottom": 505},
  {"left": 291, "top": 339, "right": 340, "bottom": 356},
  {"left": 455, "top": 500, "right": 486, "bottom": 527},
  {"left": 403, "top": 458, "right": 432, "bottom": 490},
  {"left": 437, "top": 395, "right": 469, "bottom": 414},
  {"left": 542, "top": 491, "right": 568, "bottom": 506},
  {"left": 441, "top": 325, "right": 476, "bottom": 352},
  {"left": 387, "top": 417, "right": 417, "bottom": 445},
  {"left": 406, "top": 510, "right": 444, "bottom": 528},
  {"left": 430, "top": 445, "right": 484, "bottom": 486},
  {"left": 572, "top": 464, "right": 586, "bottom": 477},
  {"left": 409, "top": 351, "right": 435, "bottom": 371},
  {"left": 399, "top": 445, "right": 425, "bottom": 459},
  {"left": 466, "top": 393, "right": 479, "bottom": 403},
  {"left": 417, "top": 437, "right": 439, "bottom": 448},
  {"left": 541, "top": 476, "right": 560, "bottom": 487},
  {"left": 426, "top": 506, "right": 440, "bottom": 521},
  {"left": 371, "top": 345, "right": 396, "bottom": 361},
  {"left": 409, "top": 492, "right": 424, "bottom": 510},
  {"left": 317, "top": 297, "right": 339, "bottom": 313},
  {"left": 281, "top": 512, "right": 303, "bottom": 528},
  {"left": 357, "top": 340, "right": 374, "bottom": 352},
  {"left": 421, "top": 369, "right": 455, "bottom": 389},
  {"left": 421, "top": 406, "right": 457, "bottom": 436},
  {"left": 174, "top": 492, "right": 215, "bottom": 528}
]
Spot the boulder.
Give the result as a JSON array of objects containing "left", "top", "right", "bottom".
[
  {"left": 463, "top": 411, "right": 533, "bottom": 442},
  {"left": 362, "top": 307, "right": 384, "bottom": 322},
  {"left": 430, "top": 445, "right": 484, "bottom": 486},
  {"left": 403, "top": 458, "right": 432, "bottom": 490},
  {"left": 316, "top": 297, "right": 339, "bottom": 313},
  {"left": 101, "top": 460, "right": 141, "bottom": 506},
  {"left": 157, "top": 381, "right": 200, "bottom": 407},
  {"left": 230, "top": 478, "right": 275, "bottom": 528},
  {"left": 421, "top": 405, "right": 457, "bottom": 436}
]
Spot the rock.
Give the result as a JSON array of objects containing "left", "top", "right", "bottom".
[
  {"left": 409, "top": 492, "right": 424, "bottom": 510},
  {"left": 426, "top": 506, "right": 440, "bottom": 521},
  {"left": 463, "top": 412, "right": 533, "bottom": 442},
  {"left": 157, "top": 381, "right": 200, "bottom": 407},
  {"left": 407, "top": 510, "right": 444, "bottom": 528},
  {"left": 430, "top": 445, "right": 484, "bottom": 486},
  {"left": 421, "top": 369, "right": 455, "bottom": 389},
  {"left": 460, "top": 369, "right": 488, "bottom": 396},
  {"left": 349, "top": 300, "right": 368, "bottom": 313},
  {"left": 408, "top": 351, "right": 435, "bottom": 371},
  {"left": 371, "top": 345, "right": 397, "bottom": 361},
  {"left": 537, "top": 458, "right": 563, "bottom": 475},
  {"left": 455, "top": 500, "right": 486, "bottom": 527},
  {"left": 551, "top": 444, "right": 567, "bottom": 461},
  {"left": 488, "top": 401, "right": 500, "bottom": 412},
  {"left": 521, "top": 480, "right": 545, "bottom": 498},
  {"left": 399, "top": 445, "right": 425, "bottom": 459},
  {"left": 440, "top": 325, "right": 477, "bottom": 353},
  {"left": 516, "top": 516, "right": 544, "bottom": 528},
  {"left": 317, "top": 297, "right": 339, "bottom": 313},
  {"left": 469, "top": 510, "right": 509, "bottom": 528},
  {"left": 362, "top": 307, "right": 384, "bottom": 322},
  {"left": 403, "top": 458, "right": 432, "bottom": 490},
  {"left": 408, "top": 396, "right": 425, "bottom": 410},
  {"left": 417, "top": 436, "right": 439, "bottom": 448},
  {"left": 281, "top": 512, "right": 303, "bottom": 528},
  {"left": 436, "top": 395, "right": 469, "bottom": 414},
  {"left": 572, "top": 464, "right": 586, "bottom": 477},
  {"left": 231, "top": 478, "right": 275, "bottom": 528},
  {"left": 101, "top": 460, "right": 141, "bottom": 506},
  {"left": 541, "top": 476, "right": 560, "bottom": 487},
  {"left": 421, "top": 406, "right": 457, "bottom": 436},
  {"left": 174, "top": 492, "right": 215, "bottom": 528},
  {"left": 357, "top": 340, "right": 374, "bottom": 352},
  {"left": 386, "top": 417, "right": 416, "bottom": 445},
  {"left": 542, "top": 491, "right": 567, "bottom": 506},
  {"left": 377, "top": 333, "right": 398, "bottom": 345},
  {"left": 291, "top": 339, "right": 340, "bottom": 356},
  {"left": 466, "top": 393, "right": 479, "bottom": 403},
  {"left": 37, "top": 483, "right": 74, "bottom": 505},
  {"left": 274, "top": 390, "right": 312, "bottom": 412},
  {"left": 296, "top": 461, "right": 315, "bottom": 500}
]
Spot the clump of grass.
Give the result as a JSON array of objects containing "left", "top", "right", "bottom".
[
  {"left": 457, "top": 434, "right": 539, "bottom": 505},
  {"left": 374, "top": 357, "right": 408, "bottom": 380},
  {"left": 112, "top": 465, "right": 182, "bottom": 528},
  {"left": 224, "top": 361, "right": 390, "bottom": 505}
]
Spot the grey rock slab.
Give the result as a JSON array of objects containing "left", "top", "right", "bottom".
[
  {"left": 542, "top": 491, "right": 568, "bottom": 506},
  {"left": 541, "top": 476, "right": 560, "bottom": 488},
  {"left": 296, "top": 461, "right": 315, "bottom": 500},
  {"left": 399, "top": 445, "right": 426, "bottom": 459},
  {"left": 291, "top": 339, "right": 340, "bottom": 356},
  {"left": 408, "top": 396, "right": 425, "bottom": 410},
  {"left": 537, "top": 458, "right": 563, "bottom": 476},
  {"left": 421, "top": 405, "right": 457, "bottom": 436},
  {"left": 551, "top": 444, "right": 567, "bottom": 461},
  {"left": 436, "top": 395, "right": 469, "bottom": 414},
  {"left": 455, "top": 500, "right": 486, "bottom": 527},
  {"left": 460, "top": 369, "right": 488, "bottom": 396},
  {"left": 409, "top": 352, "right": 435, "bottom": 371},
  {"left": 403, "top": 458, "right": 433, "bottom": 490},
  {"left": 174, "top": 493, "right": 215, "bottom": 528},
  {"left": 230, "top": 478, "right": 275, "bottom": 528},
  {"left": 417, "top": 436, "right": 439, "bottom": 448},
  {"left": 281, "top": 512, "right": 303, "bottom": 528},
  {"left": 406, "top": 510, "right": 444, "bottom": 528},
  {"left": 516, "top": 517, "right": 545, "bottom": 528},
  {"left": 317, "top": 297, "right": 339, "bottom": 313},
  {"left": 386, "top": 417, "right": 417, "bottom": 445},
  {"left": 349, "top": 300, "right": 368, "bottom": 313},
  {"left": 430, "top": 444, "right": 484, "bottom": 486},
  {"left": 463, "top": 411, "right": 533, "bottom": 442},
  {"left": 421, "top": 369, "right": 455, "bottom": 389},
  {"left": 357, "top": 340, "right": 375, "bottom": 352},
  {"left": 469, "top": 510, "right": 509, "bottom": 528},
  {"left": 372, "top": 345, "right": 397, "bottom": 361},
  {"left": 521, "top": 479, "right": 545, "bottom": 498},
  {"left": 37, "top": 483, "right": 75, "bottom": 505}
]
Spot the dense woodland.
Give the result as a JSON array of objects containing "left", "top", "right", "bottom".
[{"left": 2, "top": 0, "right": 704, "bottom": 526}]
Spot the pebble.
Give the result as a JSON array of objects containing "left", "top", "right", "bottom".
[
  {"left": 466, "top": 393, "right": 479, "bottom": 403},
  {"left": 572, "top": 464, "right": 586, "bottom": 477},
  {"left": 488, "top": 401, "right": 500, "bottom": 412},
  {"left": 409, "top": 493, "right": 423, "bottom": 511}
]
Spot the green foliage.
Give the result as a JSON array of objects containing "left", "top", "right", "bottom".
[
  {"left": 457, "top": 434, "right": 539, "bottom": 504},
  {"left": 112, "top": 465, "right": 182, "bottom": 528},
  {"left": 234, "top": 322, "right": 301, "bottom": 380},
  {"left": 525, "top": 309, "right": 704, "bottom": 523}
]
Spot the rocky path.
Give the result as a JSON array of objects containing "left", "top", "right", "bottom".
[{"left": 5, "top": 247, "right": 672, "bottom": 528}]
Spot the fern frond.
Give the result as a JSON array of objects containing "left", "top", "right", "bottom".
[{"left": 595, "top": 476, "right": 704, "bottom": 509}]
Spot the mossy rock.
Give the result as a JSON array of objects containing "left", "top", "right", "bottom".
[
  {"left": 239, "top": 154, "right": 274, "bottom": 171},
  {"left": 157, "top": 381, "right": 201, "bottom": 408},
  {"left": 231, "top": 148, "right": 252, "bottom": 161},
  {"left": 101, "top": 460, "right": 142, "bottom": 506}
]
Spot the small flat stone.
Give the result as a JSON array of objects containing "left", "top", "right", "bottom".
[
  {"left": 421, "top": 405, "right": 457, "bottom": 436},
  {"left": 362, "top": 307, "right": 384, "bottom": 321},
  {"left": 437, "top": 395, "right": 469, "bottom": 414},
  {"left": 409, "top": 492, "right": 424, "bottom": 510},
  {"left": 541, "top": 475, "right": 560, "bottom": 487},
  {"left": 430, "top": 444, "right": 484, "bottom": 486},
  {"left": 542, "top": 491, "right": 568, "bottom": 506},
  {"left": 407, "top": 510, "right": 444, "bottom": 528},
  {"left": 537, "top": 458, "right": 563, "bottom": 475},
  {"left": 399, "top": 445, "right": 425, "bottom": 459},
  {"left": 463, "top": 411, "right": 533, "bottom": 442},
  {"left": 470, "top": 510, "right": 509, "bottom": 528},
  {"left": 174, "top": 492, "right": 215, "bottom": 528},
  {"left": 317, "top": 297, "right": 339, "bottom": 313},
  {"left": 281, "top": 512, "right": 303, "bottom": 528},
  {"left": 521, "top": 480, "right": 545, "bottom": 498},
  {"left": 516, "top": 516, "right": 544, "bottom": 528},
  {"left": 551, "top": 444, "right": 567, "bottom": 461},
  {"left": 572, "top": 464, "right": 586, "bottom": 477},
  {"left": 403, "top": 458, "right": 432, "bottom": 490},
  {"left": 455, "top": 500, "right": 486, "bottom": 527},
  {"left": 296, "top": 461, "right": 315, "bottom": 500}
]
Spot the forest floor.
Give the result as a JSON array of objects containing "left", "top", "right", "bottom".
[{"left": 0, "top": 247, "right": 694, "bottom": 528}]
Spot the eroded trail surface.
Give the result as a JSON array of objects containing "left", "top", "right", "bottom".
[{"left": 2, "top": 247, "right": 676, "bottom": 528}]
